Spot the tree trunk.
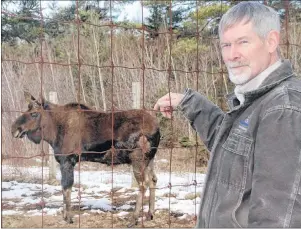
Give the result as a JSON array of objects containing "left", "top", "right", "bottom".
[{"left": 92, "top": 25, "right": 107, "bottom": 111}]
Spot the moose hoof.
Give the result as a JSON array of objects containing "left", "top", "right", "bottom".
[
  {"left": 146, "top": 211, "right": 154, "bottom": 221},
  {"left": 127, "top": 219, "right": 138, "bottom": 228},
  {"left": 64, "top": 216, "right": 74, "bottom": 224}
]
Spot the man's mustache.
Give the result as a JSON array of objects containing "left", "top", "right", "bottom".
[{"left": 226, "top": 62, "right": 249, "bottom": 68}]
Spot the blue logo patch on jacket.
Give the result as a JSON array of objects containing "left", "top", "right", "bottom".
[{"left": 238, "top": 118, "right": 249, "bottom": 131}]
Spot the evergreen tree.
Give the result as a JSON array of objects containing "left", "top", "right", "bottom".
[
  {"left": 144, "top": 1, "right": 191, "bottom": 38},
  {"left": 2, "top": 0, "right": 41, "bottom": 44}
]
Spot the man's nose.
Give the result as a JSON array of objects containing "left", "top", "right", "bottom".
[{"left": 229, "top": 44, "right": 241, "bottom": 61}]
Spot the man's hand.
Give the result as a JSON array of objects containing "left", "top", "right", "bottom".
[{"left": 153, "top": 93, "right": 184, "bottom": 118}]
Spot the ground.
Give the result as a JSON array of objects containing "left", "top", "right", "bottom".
[
  {"left": 2, "top": 147, "right": 207, "bottom": 228},
  {"left": 2, "top": 211, "right": 197, "bottom": 228}
]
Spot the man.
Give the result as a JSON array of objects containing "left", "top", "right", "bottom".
[{"left": 154, "top": 1, "right": 301, "bottom": 228}]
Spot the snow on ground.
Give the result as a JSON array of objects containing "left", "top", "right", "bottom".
[{"left": 2, "top": 165, "right": 205, "bottom": 219}]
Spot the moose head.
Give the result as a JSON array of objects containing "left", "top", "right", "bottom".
[{"left": 11, "top": 91, "right": 51, "bottom": 144}]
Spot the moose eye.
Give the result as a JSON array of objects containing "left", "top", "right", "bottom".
[{"left": 31, "top": 112, "right": 39, "bottom": 118}]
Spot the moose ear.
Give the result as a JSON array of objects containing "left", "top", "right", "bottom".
[
  {"left": 24, "top": 91, "right": 36, "bottom": 103},
  {"left": 42, "top": 100, "right": 50, "bottom": 110}
]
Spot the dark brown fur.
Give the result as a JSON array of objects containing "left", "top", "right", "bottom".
[{"left": 11, "top": 92, "right": 160, "bottom": 227}]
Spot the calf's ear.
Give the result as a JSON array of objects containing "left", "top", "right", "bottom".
[
  {"left": 24, "top": 91, "right": 36, "bottom": 103},
  {"left": 24, "top": 91, "right": 41, "bottom": 108},
  {"left": 42, "top": 101, "right": 50, "bottom": 110}
]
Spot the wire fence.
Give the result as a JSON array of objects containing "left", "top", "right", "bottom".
[{"left": 1, "top": 0, "right": 301, "bottom": 228}]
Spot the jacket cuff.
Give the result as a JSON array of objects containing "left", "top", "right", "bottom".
[{"left": 177, "top": 88, "right": 196, "bottom": 121}]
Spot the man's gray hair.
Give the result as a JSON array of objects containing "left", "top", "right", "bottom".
[{"left": 219, "top": 1, "right": 281, "bottom": 39}]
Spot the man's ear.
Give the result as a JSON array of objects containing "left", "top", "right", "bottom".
[
  {"left": 24, "top": 91, "right": 37, "bottom": 104},
  {"left": 266, "top": 30, "right": 280, "bottom": 54}
]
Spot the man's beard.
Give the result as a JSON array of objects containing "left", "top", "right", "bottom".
[
  {"left": 228, "top": 70, "right": 252, "bottom": 85},
  {"left": 226, "top": 61, "right": 252, "bottom": 85}
]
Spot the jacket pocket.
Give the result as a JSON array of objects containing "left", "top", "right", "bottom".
[{"left": 219, "top": 131, "right": 253, "bottom": 190}]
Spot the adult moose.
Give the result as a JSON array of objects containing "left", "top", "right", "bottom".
[{"left": 11, "top": 91, "right": 160, "bottom": 227}]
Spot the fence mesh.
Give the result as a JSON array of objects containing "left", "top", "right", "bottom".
[{"left": 2, "top": 0, "right": 301, "bottom": 228}]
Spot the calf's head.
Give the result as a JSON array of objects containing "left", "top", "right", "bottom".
[{"left": 11, "top": 91, "right": 50, "bottom": 144}]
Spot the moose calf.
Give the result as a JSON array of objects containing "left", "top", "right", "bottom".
[{"left": 11, "top": 92, "right": 160, "bottom": 227}]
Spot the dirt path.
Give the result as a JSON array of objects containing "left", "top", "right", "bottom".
[{"left": 2, "top": 210, "right": 197, "bottom": 228}]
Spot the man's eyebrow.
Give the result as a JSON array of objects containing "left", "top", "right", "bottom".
[
  {"left": 220, "top": 36, "right": 250, "bottom": 44},
  {"left": 235, "top": 36, "right": 249, "bottom": 41},
  {"left": 220, "top": 42, "right": 230, "bottom": 46}
]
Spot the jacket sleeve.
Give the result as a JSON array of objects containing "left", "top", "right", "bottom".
[
  {"left": 248, "top": 107, "right": 301, "bottom": 227},
  {"left": 178, "top": 88, "right": 225, "bottom": 151}
]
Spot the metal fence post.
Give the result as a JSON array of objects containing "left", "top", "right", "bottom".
[
  {"left": 131, "top": 82, "right": 141, "bottom": 188},
  {"left": 48, "top": 91, "right": 57, "bottom": 181}
]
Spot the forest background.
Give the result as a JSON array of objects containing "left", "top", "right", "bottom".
[{"left": 2, "top": 0, "right": 301, "bottom": 164}]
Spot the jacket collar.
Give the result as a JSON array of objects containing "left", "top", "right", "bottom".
[{"left": 226, "top": 59, "right": 295, "bottom": 110}]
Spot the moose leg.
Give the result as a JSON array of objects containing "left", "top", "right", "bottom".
[
  {"left": 62, "top": 188, "right": 72, "bottom": 223},
  {"left": 60, "top": 159, "right": 75, "bottom": 224},
  {"left": 146, "top": 159, "right": 157, "bottom": 220},
  {"left": 127, "top": 161, "right": 148, "bottom": 227}
]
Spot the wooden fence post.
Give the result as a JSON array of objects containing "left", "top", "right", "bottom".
[
  {"left": 48, "top": 91, "right": 57, "bottom": 181},
  {"left": 131, "top": 82, "right": 141, "bottom": 188}
]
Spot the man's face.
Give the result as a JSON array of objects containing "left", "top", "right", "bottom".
[{"left": 220, "top": 20, "right": 272, "bottom": 85}]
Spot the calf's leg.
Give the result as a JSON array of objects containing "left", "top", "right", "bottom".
[
  {"left": 146, "top": 159, "right": 157, "bottom": 220},
  {"left": 127, "top": 157, "right": 149, "bottom": 227},
  {"left": 60, "top": 158, "right": 75, "bottom": 223}
]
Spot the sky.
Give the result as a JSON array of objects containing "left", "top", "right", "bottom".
[
  {"left": 5, "top": 1, "right": 150, "bottom": 22},
  {"left": 117, "top": 1, "right": 150, "bottom": 22}
]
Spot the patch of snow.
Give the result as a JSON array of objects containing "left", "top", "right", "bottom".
[
  {"left": 116, "top": 187, "right": 127, "bottom": 193},
  {"left": 2, "top": 166, "right": 206, "bottom": 218},
  {"left": 118, "top": 204, "right": 132, "bottom": 210},
  {"left": 178, "top": 213, "right": 189, "bottom": 220},
  {"left": 116, "top": 211, "right": 129, "bottom": 217},
  {"left": 2, "top": 210, "right": 22, "bottom": 215},
  {"left": 90, "top": 209, "right": 105, "bottom": 214},
  {"left": 27, "top": 209, "right": 42, "bottom": 216},
  {"left": 81, "top": 198, "right": 112, "bottom": 211},
  {"left": 157, "top": 159, "right": 169, "bottom": 163}
]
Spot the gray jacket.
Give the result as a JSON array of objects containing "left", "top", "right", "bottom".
[{"left": 178, "top": 60, "right": 301, "bottom": 227}]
